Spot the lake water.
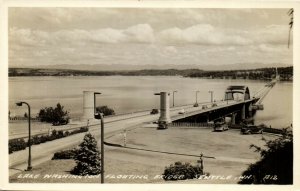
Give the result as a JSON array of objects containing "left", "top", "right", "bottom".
[{"left": 9, "top": 76, "right": 293, "bottom": 129}]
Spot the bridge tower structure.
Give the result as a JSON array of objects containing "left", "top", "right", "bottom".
[
  {"left": 155, "top": 92, "right": 171, "bottom": 129},
  {"left": 82, "top": 91, "right": 96, "bottom": 121},
  {"left": 225, "top": 85, "right": 250, "bottom": 101},
  {"left": 224, "top": 85, "right": 253, "bottom": 121}
]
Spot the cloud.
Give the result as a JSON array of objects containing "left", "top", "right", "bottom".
[
  {"left": 158, "top": 24, "right": 252, "bottom": 46},
  {"left": 257, "top": 44, "right": 290, "bottom": 53},
  {"left": 164, "top": 46, "right": 177, "bottom": 54},
  {"left": 10, "top": 24, "right": 155, "bottom": 47},
  {"left": 9, "top": 28, "right": 43, "bottom": 46},
  {"left": 10, "top": 17, "right": 290, "bottom": 48},
  {"left": 255, "top": 25, "right": 290, "bottom": 45},
  {"left": 9, "top": 22, "right": 293, "bottom": 68},
  {"left": 124, "top": 24, "right": 155, "bottom": 43}
]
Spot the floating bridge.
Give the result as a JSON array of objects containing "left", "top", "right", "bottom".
[
  {"left": 9, "top": 73, "right": 278, "bottom": 140},
  {"left": 150, "top": 77, "right": 278, "bottom": 128},
  {"left": 80, "top": 74, "right": 278, "bottom": 129}
]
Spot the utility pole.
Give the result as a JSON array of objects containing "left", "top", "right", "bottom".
[
  {"left": 93, "top": 92, "right": 104, "bottom": 184},
  {"left": 16, "top": 101, "right": 32, "bottom": 171},
  {"left": 209, "top": 91, "right": 213, "bottom": 103},
  {"left": 172, "top": 91, "right": 177, "bottom": 107}
]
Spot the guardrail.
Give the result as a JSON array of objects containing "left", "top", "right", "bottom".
[
  {"left": 262, "top": 127, "right": 287, "bottom": 134},
  {"left": 9, "top": 117, "right": 40, "bottom": 121},
  {"left": 171, "top": 122, "right": 290, "bottom": 135},
  {"left": 230, "top": 124, "right": 290, "bottom": 135},
  {"left": 170, "top": 122, "right": 214, "bottom": 128}
]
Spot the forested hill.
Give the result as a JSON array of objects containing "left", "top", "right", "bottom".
[
  {"left": 187, "top": 66, "right": 293, "bottom": 81},
  {"left": 8, "top": 68, "right": 203, "bottom": 77},
  {"left": 9, "top": 66, "right": 293, "bottom": 81}
]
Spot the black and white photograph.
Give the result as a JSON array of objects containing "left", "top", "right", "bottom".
[{"left": 0, "top": 1, "right": 299, "bottom": 190}]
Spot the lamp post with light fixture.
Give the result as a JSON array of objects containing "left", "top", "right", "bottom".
[
  {"left": 16, "top": 101, "right": 32, "bottom": 171},
  {"left": 196, "top": 91, "right": 200, "bottom": 104},
  {"left": 93, "top": 92, "right": 104, "bottom": 183},
  {"left": 172, "top": 90, "right": 177, "bottom": 107},
  {"left": 209, "top": 91, "right": 214, "bottom": 103}
]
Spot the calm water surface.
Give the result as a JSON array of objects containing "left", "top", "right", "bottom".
[{"left": 9, "top": 76, "right": 292, "bottom": 129}]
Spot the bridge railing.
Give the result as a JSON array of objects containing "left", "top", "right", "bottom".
[
  {"left": 170, "top": 122, "right": 214, "bottom": 128},
  {"left": 9, "top": 117, "right": 40, "bottom": 121}
]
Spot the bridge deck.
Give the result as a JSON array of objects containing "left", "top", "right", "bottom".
[
  {"left": 171, "top": 98, "right": 257, "bottom": 121},
  {"left": 9, "top": 98, "right": 258, "bottom": 140}
]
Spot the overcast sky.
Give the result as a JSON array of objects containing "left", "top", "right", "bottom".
[{"left": 9, "top": 8, "right": 293, "bottom": 68}]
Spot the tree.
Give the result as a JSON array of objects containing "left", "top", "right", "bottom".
[
  {"left": 162, "top": 161, "right": 204, "bottom": 181},
  {"left": 71, "top": 133, "right": 101, "bottom": 175},
  {"left": 288, "top": 8, "right": 293, "bottom": 48},
  {"left": 96, "top": 106, "right": 115, "bottom": 116},
  {"left": 239, "top": 128, "right": 293, "bottom": 184},
  {"left": 38, "top": 103, "right": 69, "bottom": 125}
]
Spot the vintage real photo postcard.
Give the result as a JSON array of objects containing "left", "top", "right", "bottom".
[{"left": 1, "top": 0, "right": 299, "bottom": 190}]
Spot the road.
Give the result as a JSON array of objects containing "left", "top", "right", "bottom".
[
  {"left": 9, "top": 99, "right": 240, "bottom": 176},
  {"left": 9, "top": 101, "right": 217, "bottom": 139}
]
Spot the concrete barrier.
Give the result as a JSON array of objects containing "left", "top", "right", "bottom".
[
  {"left": 9, "top": 117, "right": 40, "bottom": 121},
  {"left": 170, "top": 122, "right": 214, "bottom": 128}
]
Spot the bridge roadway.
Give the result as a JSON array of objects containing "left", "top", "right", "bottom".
[
  {"left": 9, "top": 99, "right": 249, "bottom": 175},
  {"left": 9, "top": 99, "right": 239, "bottom": 140},
  {"left": 9, "top": 104, "right": 193, "bottom": 140}
]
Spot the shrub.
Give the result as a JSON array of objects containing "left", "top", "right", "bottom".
[
  {"left": 52, "top": 149, "right": 78, "bottom": 160},
  {"left": 57, "top": 130, "right": 64, "bottom": 138},
  {"left": 9, "top": 138, "right": 27, "bottom": 153},
  {"left": 38, "top": 103, "right": 70, "bottom": 125},
  {"left": 9, "top": 126, "right": 89, "bottom": 154},
  {"left": 40, "top": 135, "right": 49, "bottom": 143},
  {"left": 70, "top": 127, "right": 88, "bottom": 135},
  {"left": 96, "top": 106, "right": 115, "bottom": 116},
  {"left": 32, "top": 135, "right": 41, "bottom": 145},
  {"left": 64, "top": 131, "right": 70, "bottom": 137},
  {"left": 163, "top": 161, "right": 203, "bottom": 181},
  {"left": 52, "top": 129, "right": 57, "bottom": 136},
  {"left": 71, "top": 133, "right": 101, "bottom": 175},
  {"left": 79, "top": 127, "right": 88, "bottom": 132},
  {"left": 239, "top": 128, "right": 293, "bottom": 184},
  {"left": 150, "top": 109, "right": 159, "bottom": 114}
]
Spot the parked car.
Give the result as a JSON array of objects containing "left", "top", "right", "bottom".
[
  {"left": 193, "top": 103, "right": 199, "bottom": 107},
  {"left": 157, "top": 121, "right": 168, "bottom": 130},
  {"left": 150, "top": 109, "right": 159, "bottom": 115},
  {"left": 178, "top": 109, "right": 185, "bottom": 114},
  {"left": 212, "top": 103, "right": 218, "bottom": 107},
  {"left": 52, "top": 116, "right": 69, "bottom": 126},
  {"left": 202, "top": 105, "right": 208, "bottom": 109},
  {"left": 213, "top": 121, "right": 229, "bottom": 132},
  {"left": 241, "top": 125, "right": 263, "bottom": 134}
]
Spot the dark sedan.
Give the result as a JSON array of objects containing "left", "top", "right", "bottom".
[{"left": 241, "top": 125, "right": 263, "bottom": 134}]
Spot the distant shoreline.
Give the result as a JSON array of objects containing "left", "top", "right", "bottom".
[{"left": 8, "top": 66, "right": 293, "bottom": 81}]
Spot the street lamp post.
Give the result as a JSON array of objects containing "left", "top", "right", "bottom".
[
  {"left": 94, "top": 92, "right": 101, "bottom": 114},
  {"left": 93, "top": 92, "right": 104, "bottom": 184},
  {"left": 196, "top": 91, "right": 200, "bottom": 104},
  {"left": 208, "top": 91, "right": 214, "bottom": 103},
  {"left": 173, "top": 91, "right": 177, "bottom": 107},
  {"left": 16, "top": 101, "right": 32, "bottom": 171}
]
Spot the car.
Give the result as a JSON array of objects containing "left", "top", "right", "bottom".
[
  {"left": 202, "top": 105, "right": 208, "bottom": 109},
  {"left": 178, "top": 109, "right": 185, "bottom": 114},
  {"left": 157, "top": 121, "right": 168, "bottom": 130},
  {"left": 213, "top": 121, "right": 229, "bottom": 132},
  {"left": 193, "top": 103, "right": 199, "bottom": 107},
  {"left": 150, "top": 109, "right": 159, "bottom": 115},
  {"left": 212, "top": 103, "right": 218, "bottom": 107},
  {"left": 241, "top": 125, "right": 263, "bottom": 134}
]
